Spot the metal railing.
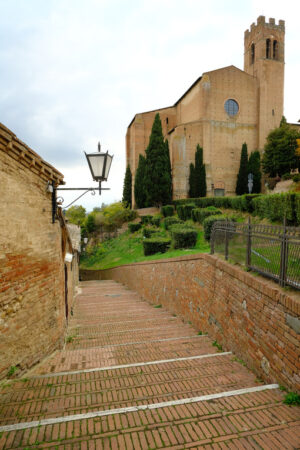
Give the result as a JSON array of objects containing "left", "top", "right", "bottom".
[{"left": 210, "top": 219, "right": 300, "bottom": 290}]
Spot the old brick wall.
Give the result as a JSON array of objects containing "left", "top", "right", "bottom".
[
  {"left": 81, "top": 254, "right": 300, "bottom": 392},
  {"left": 0, "top": 124, "right": 70, "bottom": 379}
]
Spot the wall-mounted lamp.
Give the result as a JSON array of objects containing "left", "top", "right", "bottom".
[{"left": 50, "top": 142, "right": 113, "bottom": 223}]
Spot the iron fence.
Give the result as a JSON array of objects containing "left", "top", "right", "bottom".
[{"left": 210, "top": 220, "right": 300, "bottom": 290}]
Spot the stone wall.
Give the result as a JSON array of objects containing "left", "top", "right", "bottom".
[
  {"left": 81, "top": 254, "right": 300, "bottom": 392},
  {"left": 0, "top": 123, "right": 73, "bottom": 379}
]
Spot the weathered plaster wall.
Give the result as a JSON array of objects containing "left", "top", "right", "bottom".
[{"left": 81, "top": 254, "right": 300, "bottom": 392}]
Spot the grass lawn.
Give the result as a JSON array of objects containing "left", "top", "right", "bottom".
[{"left": 80, "top": 224, "right": 210, "bottom": 270}]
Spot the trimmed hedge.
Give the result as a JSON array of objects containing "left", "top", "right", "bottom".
[
  {"left": 143, "top": 237, "right": 171, "bottom": 256},
  {"left": 164, "top": 216, "right": 183, "bottom": 230},
  {"left": 150, "top": 215, "right": 161, "bottom": 227},
  {"left": 252, "top": 193, "right": 297, "bottom": 224},
  {"left": 143, "top": 226, "right": 158, "bottom": 238},
  {"left": 192, "top": 207, "right": 222, "bottom": 223},
  {"left": 177, "top": 203, "right": 196, "bottom": 220},
  {"left": 296, "top": 195, "right": 300, "bottom": 225},
  {"left": 141, "top": 215, "right": 153, "bottom": 225},
  {"left": 128, "top": 222, "right": 142, "bottom": 232},
  {"left": 161, "top": 205, "right": 174, "bottom": 217},
  {"left": 203, "top": 214, "right": 235, "bottom": 241},
  {"left": 169, "top": 225, "right": 198, "bottom": 249}
]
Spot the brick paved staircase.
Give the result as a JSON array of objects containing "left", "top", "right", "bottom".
[{"left": 0, "top": 280, "right": 299, "bottom": 449}]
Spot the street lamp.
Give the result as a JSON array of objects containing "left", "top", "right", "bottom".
[{"left": 50, "top": 142, "right": 113, "bottom": 223}]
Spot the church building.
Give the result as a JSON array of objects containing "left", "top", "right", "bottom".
[{"left": 126, "top": 16, "right": 285, "bottom": 201}]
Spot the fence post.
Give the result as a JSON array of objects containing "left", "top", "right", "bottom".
[
  {"left": 279, "top": 216, "right": 287, "bottom": 287},
  {"left": 225, "top": 219, "right": 229, "bottom": 260},
  {"left": 210, "top": 225, "right": 215, "bottom": 255},
  {"left": 246, "top": 217, "right": 252, "bottom": 268}
]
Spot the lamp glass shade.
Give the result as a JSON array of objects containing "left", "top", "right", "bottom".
[
  {"left": 104, "top": 154, "right": 113, "bottom": 180},
  {"left": 85, "top": 151, "right": 113, "bottom": 181}
]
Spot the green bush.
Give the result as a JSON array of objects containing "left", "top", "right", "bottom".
[
  {"left": 296, "top": 194, "right": 300, "bottom": 226},
  {"left": 169, "top": 225, "right": 198, "bottom": 249},
  {"left": 164, "top": 216, "right": 183, "bottom": 230},
  {"left": 143, "top": 226, "right": 158, "bottom": 238},
  {"left": 141, "top": 215, "right": 153, "bottom": 225},
  {"left": 252, "top": 193, "right": 296, "bottom": 224},
  {"left": 128, "top": 222, "right": 142, "bottom": 233},
  {"left": 150, "top": 215, "right": 161, "bottom": 227},
  {"left": 161, "top": 205, "right": 174, "bottom": 217},
  {"left": 292, "top": 173, "right": 300, "bottom": 183},
  {"left": 192, "top": 207, "right": 222, "bottom": 223},
  {"left": 177, "top": 203, "right": 196, "bottom": 221},
  {"left": 282, "top": 173, "right": 292, "bottom": 180},
  {"left": 203, "top": 214, "right": 232, "bottom": 241},
  {"left": 143, "top": 237, "right": 171, "bottom": 256}
]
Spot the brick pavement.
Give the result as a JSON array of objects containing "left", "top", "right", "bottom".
[{"left": 0, "top": 280, "right": 299, "bottom": 449}]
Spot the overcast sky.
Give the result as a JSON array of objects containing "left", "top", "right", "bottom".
[{"left": 1, "top": 0, "right": 299, "bottom": 211}]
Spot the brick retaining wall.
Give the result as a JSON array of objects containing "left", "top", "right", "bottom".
[{"left": 81, "top": 254, "right": 300, "bottom": 392}]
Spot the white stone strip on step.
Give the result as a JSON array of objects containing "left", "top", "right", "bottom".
[
  {"left": 33, "top": 351, "right": 232, "bottom": 378},
  {"left": 69, "top": 317, "right": 177, "bottom": 328},
  {"left": 0, "top": 384, "right": 279, "bottom": 433},
  {"left": 74, "top": 325, "right": 179, "bottom": 337},
  {"left": 69, "top": 334, "right": 208, "bottom": 350}
]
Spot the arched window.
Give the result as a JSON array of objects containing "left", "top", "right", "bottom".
[
  {"left": 273, "top": 40, "right": 278, "bottom": 60},
  {"left": 266, "top": 39, "right": 271, "bottom": 59},
  {"left": 251, "top": 43, "right": 255, "bottom": 65}
]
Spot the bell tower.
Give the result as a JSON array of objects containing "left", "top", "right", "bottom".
[{"left": 244, "top": 16, "right": 285, "bottom": 149}]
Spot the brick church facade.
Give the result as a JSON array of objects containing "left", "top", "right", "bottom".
[{"left": 126, "top": 16, "right": 285, "bottom": 203}]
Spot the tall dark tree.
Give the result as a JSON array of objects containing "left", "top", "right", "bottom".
[
  {"left": 188, "top": 163, "right": 196, "bottom": 198},
  {"left": 236, "top": 143, "right": 249, "bottom": 195},
  {"left": 248, "top": 151, "right": 261, "bottom": 193},
  {"left": 194, "top": 145, "right": 207, "bottom": 197},
  {"left": 134, "top": 154, "right": 147, "bottom": 208},
  {"left": 262, "top": 116, "right": 300, "bottom": 177},
  {"left": 122, "top": 165, "right": 132, "bottom": 208},
  {"left": 164, "top": 139, "right": 173, "bottom": 201},
  {"left": 144, "top": 113, "right": 172, "bottom": 206}
]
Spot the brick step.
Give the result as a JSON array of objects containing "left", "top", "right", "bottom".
[
  {"left": 33, "top": 338, "right": 216, "bottom": 374},
  {"left": 1, "top": 391, "right": 299, "bottom": 449}
]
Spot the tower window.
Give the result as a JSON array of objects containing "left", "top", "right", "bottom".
[
  {"left": 250, "top": 43, "right": 255, "bottom": 65},
  {"left": 224, "top": 99, "right": 239, "bottom": 117},
  {"left": 266, "top": 39, "right": 271, "bottom": 59},
  {"left": 166, "top": 117, "right": 169, "bottom": 125},
  {"left": 273, "top": 40, "right": 278, "bottom": 60}
]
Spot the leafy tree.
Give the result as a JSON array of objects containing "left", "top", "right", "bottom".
[
  {"left": 144, "top": 113, "right": 172, "bottom": 206},
  {"left": 134, "top": 154, "right": 147, "bottom": 208},
  {"left": 164, "top": 139, "right": 173, "bottom": 201},
  {"left": 122, "top": 165, "right": 132, "bottom": 208},
  {"left": 236, "top": 142, "right": 248, "bottom": 195},
  {"left": 248, "top": 150, "right": 261, "bottom": 193},
  {"left": 65, "top": 205, "right": 86, "bottom": 225},
  {"left": 85, "top": 214, "right": 96, "bottom": 233},
  {"left": 188, "top": 163, "right": 196, "bottom": 198},
  {"left": 194, "top": 145, "right": 207, "bottom": 197},
  {"left": 262, "top": 116, "right": 300, "bottom": 177}
]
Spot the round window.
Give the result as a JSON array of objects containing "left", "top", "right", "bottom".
[{"left": 224, "top": 99, "right": 239, "bottom": 116}]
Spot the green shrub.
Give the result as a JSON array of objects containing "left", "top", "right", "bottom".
[
  {"left": 143, "top": 226, "right": 158, "bottom": 238},
  {"left": 177, "top": 203, "right": 196, "bottom": 221},
  {"left": 192, "top": 207, "right": 222, "bottom": 223},
  {"left": 230, "top": 196, "right": 244, "bottom": 211},
  {"left": 169, "top": 225, "right": 198, "bottom": 249},
  {"left": 281, "top": 173, "right": 292, "bottom": 180},
  {"left": 150, "top": 215, "right": 161, "bottom": 227},
  {"left": 161, "top": 205, "right": 174, "bottom": 217},
  {"left": 294, "top": 193, "right": 300, "bottom": 225},
  {"left": 241, "top": 194, "right": 261, "bottom": 212},
  {"left": 143, "top": 237, "right": 171, "bottom": 256},
  {"left": 128, "top": 222, "right": 142, "bottom": 233},
  {"left": 292, "top": 173, "right": 300, "bottom": 183},
  {"left": 164, "top": 216, "right": 183, "bottom": 230},
  {"left": 203, "top": 214, "right": 233, "bottom": 241},
  {"left": 141, "top": 215, "right": 153, "bottom": 225},
  {"left": 252, "top": 193, "right": 296, "bottom": 224}
]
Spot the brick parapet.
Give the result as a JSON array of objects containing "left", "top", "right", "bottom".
[{"left": 81, "top": 254, "right": 300, "bottom": 391}]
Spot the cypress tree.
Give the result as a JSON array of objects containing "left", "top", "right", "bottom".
[
  {"left": 194, "top": 145, "right": 207, "bottom": 197},
  {"left": 134, "top": 154, "right": 147, "bottom": 208},
  {"left": 188, "top": 163, "right": 196, "bottom": 198},
  {"left": 248, "top": 151, "right": 261, "bottom": 193},
  {"left": 164, "top": 139, "right": 173, "bottom": 202},
  {"left": 236, "top": 142, "right": 248, "bottom": 195},
  {"left": 145, "top": 113, "right": 172, "bottom": 206},
  {"left": 122, "top": 165, "right": 132, "bottom": 208}
]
